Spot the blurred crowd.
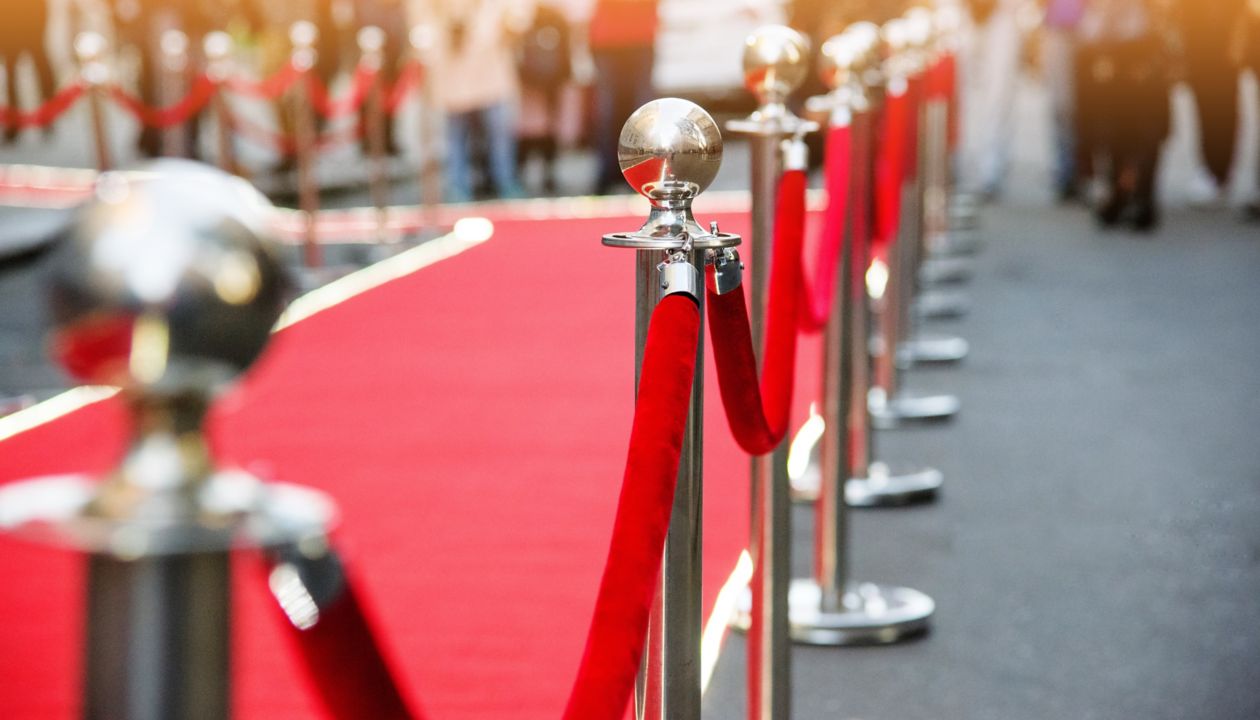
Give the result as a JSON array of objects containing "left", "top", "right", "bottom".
[{"left": 1, "top": 0, "right": 1258, "bottom": 224}]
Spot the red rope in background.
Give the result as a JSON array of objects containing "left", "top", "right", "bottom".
[
  {"left": 0, "top": 83, "right": 85, "bottom": 129},
  {"left": 225, "top": 62, "right": 304, "bottom": 100},
  {"left": 874, "top": 85, "right": 909, "bottom": 260},
  {"left": 262, "top": 551, "right": 421, "bottom": 720},
  {"left": 707, "top": 168, "right": 807, "bottom": 456},
  {"left": 307, "top": 65, "right": 377, "bottom": 119},
  {"left": 109, "top": 74, "right": 216, "bottom": 128},
  {"left": 386, "top": 60, "right": 424, "bottom": 114},
  {"left": 561, "top": 293, "right": 701, "bottom": 720},
  {"left": 798, "top": 124, "right": 852, "bottom": 333}
]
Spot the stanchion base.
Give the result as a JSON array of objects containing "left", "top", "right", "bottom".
[
  {"left": 918, "top": 256, "right": 973, "bottom": 286},
  {"left": 897, "top": 334, "right": 969, "bottom": 367},
  {"left": 870, "top": 390, "right": 960, "bottom": 428},
  {"left": 847, "top": 462, "right": 942, "bottom": 507},
  {"left": 789, "top": 461, "right": 941, "bottom": 505},
  {"left": 928, "top": 229, "right": 983, "bottom": 257},
  {"left": 914, "top": 291, "right": 971, "bottom": 320},
  {"left": 783, "top": 579, "right": 933, "bottom": 645}
]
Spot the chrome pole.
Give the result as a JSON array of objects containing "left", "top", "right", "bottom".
[
  {"left": 159, "top": 30, "right": 189, "bottom": 158},
  {"left": 785, "top": 28, "right": 935, "bottom": 646},
  {"left": 896, "top": 9, "right": 970, "bottom": 366},
  {"left": 358, "top": 27, "right": 391, "bottom": 249},
  {"left": 868, "top": 18, "right": 960, "bottom": 430},
  {"left": 408, "top": 25, "right": 440, "bottom": 239},
  {"left": 290, "top": 22, "right": 322, "bottom": 270},
  {"left": 724, "top": 25, "right": 817, "bottom": 720},
  {"left": 604, "top": 99, "right": 739, "bottom": 720},
  {"left": 0, "top": 164, "right": 333, "bottom": 720},
  {"left": 204, "top": 33, "right": 242, "bottom": 177},
  {"left": 74, "top": 33, "right": 112, "bottom": 171}
]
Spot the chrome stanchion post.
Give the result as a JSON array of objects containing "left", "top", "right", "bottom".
[
  {"left": 358, "top": 26, "right": 392, "bottom": 249},
  {"left": 0, "top": 161, "right": 333, "bottom": 720},
  {"left": 868, "top": 19, "right": 961, "bottom": 429},
  {"left": 723, "top": 26, "right": 816, "bottom": 720},
  {"left": 290, "top": 21, "right": 322, "bottom": 271},
  {"left": 602, "top": 99, "right": 740, "bottom": 720},
  {"left": 914, "top": 3, "right": 974, "bottom": 316},
  {"left": 785, "top": 31, "right": 934, "bottom": 645},
  {"left": 788, "top": 22, "right": 945, "bottom": 508},
  {"left": 160, "top": 29, "right": 190, "bottom": 157},
  {"left": 895, "top": 9, "right": 971, "bottom": 365},
  {"left": 204, "top": 32, "right": 242, "bottom": 177},
  {"left": 74, "top": 32, "right": 112, "bottom": 171},
  {"left": 409, "top": 25, "right": 440, "bottom": 239}
]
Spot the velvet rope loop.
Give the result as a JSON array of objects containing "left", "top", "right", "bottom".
[
  {"left": 798, "top": 124, "right": 852, "bottom": 333},
  {"left": 385, "top": 60, "right": 424, "bottom": 114},
  {"left": 707, "top": 168, "right": 806, "bottom": 456},
  {"left": 108, "top": 74, "right": 216, "bottom": 129},
  {"left": 0, "top": 82, "right": 86, "bottom": 129},
  {"left": 562, "top": 292, "right": 701, "bottom": 720},
  {"left": 306, "top": 65, "right": 378, "bottom": 120},
  {"left": 225, "top": 61, "right": 304, "bottom": 99},
  {"left": 874, "top": 86, "right": 910, "bottom": 260}
]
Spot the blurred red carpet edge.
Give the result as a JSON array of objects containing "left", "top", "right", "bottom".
[{"left": 0, "top": 212, "right": 823, "bottom": 719}]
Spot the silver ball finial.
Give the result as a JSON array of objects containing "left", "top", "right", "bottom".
[
  {"left": 617, "top": 98, "right": 723, "bottom": 203},
  {"left": 742, "top": 25, "right": 810, "bottom": 107},
  {"left": 818, "top": 34, "right": 860, "bottom": 91},
  {"left": 48, "top": 159, "right": 288, "bottom": 395}
]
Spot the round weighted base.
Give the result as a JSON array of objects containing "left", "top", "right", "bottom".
[
  {"left": 914, "top": 290, "right": 970, "bottom": 320},
  {"left": 790, "top": 459, "right": 823, "bottom": 502},
  {"left": 919, "top": 256, "right": 973, "bottom": 285},
  {"left": 897, "top": 334, "right": 969, "bottom": 367},
  {"left": 847, "top": 462, "right": 942, "bottom": 507},
  {"left": 789, "top": 461, "right": 941, "bottom": 505},
  {"left": 785, "top": 579, "right": 933, "bottom": 645},
  {"left": 869, "top": 390, "right": 960, "bottom": 428},
  {"left": 732, "top": 580, "right": 934, "bottom": 644},
  {"left": 928, "top": 229, "right": 983, "bottom": 256}
]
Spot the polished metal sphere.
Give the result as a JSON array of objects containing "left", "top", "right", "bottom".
[
  {"left": 617, "top": 98, "right": 723, "bottom": 202},
  {"left": 881, "top": 18, "right": 910, "bottom": 56},
  {"left": 47, "top": 159, "right": 289, "bottom": 393},
  {"left": 904, "top": 7, "right": 934, "bottom": 49},
  {"left": 818, "top": 34, "right": 859, "bottom": 91},
  {"left": 742, "top": 25, "right": 810, "bottom": 105}
]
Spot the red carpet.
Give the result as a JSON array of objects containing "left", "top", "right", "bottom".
[{"left": 0, "top": 209, "right": 824, "bottom": 719}]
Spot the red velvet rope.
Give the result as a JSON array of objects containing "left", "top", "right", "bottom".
[
  {"left": 307, "top": 65, "right": 378, "bottom": 120},
  {"left": 941, "top": 52, "right": 959, "bottom": 151},
  {"left": 268, "top": 557, "right": 420, "bottom": 720},
  {"left": 108, "top": 74, "right": 216, "bottom": 129},
  {"left": 874, "top": 85, "right": 909, "bottom": 260},
  {"left": 707, "top": 169, "right": 806, "bottom": 456},
  {"left": 798, "top": 124, "right": 852, "bottom": 333},
  {"left": 561, "top": 293, "right": 701, "bottom": 720},
  {"left": 385, "top": 60, "right": 424, "bottom": 114},
  {"left": 0, "top": 82, "right": 86, "bottom": 129},
  {"left": 225, "top": 62, "right": 304, "bottom": 99}
]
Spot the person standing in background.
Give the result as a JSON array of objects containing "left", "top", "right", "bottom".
[
  {"left": 1175, "top": 0, "right": 1246, "bottom": 207},
  {"left": 429, "top": 0, "right": 533, "bottom": 202},
  {"left": 1238, "top": 0, "right": 1260, "bottom": 220},
  {"left": 516, "top": 2, "right": 574, "bottom": 195},
  {"left": 958, "top": 0, "right": 1024, "bottom": 200},
  {"left": 1041, "top": 0, "right": 1085, "bottom": 201},
  {"left": 588, "top": 0, "right": 657, "bottom": 195},
  {"left": 1076, "top": 0, "right": 1170, "bottom": 231}
]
